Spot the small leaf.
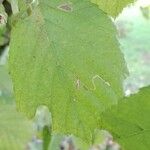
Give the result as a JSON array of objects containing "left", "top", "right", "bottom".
[{"left": 91, "top": 0, "right": 135, "bottom": 17}]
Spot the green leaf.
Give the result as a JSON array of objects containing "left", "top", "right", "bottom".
[
  {"left": 0, "top": 102, "right": 33, "bottom": 149},
  {"left": 91, "top": 0, "right": 135, "bottom": 17},
  {"left": 101, "top": 86, "right": 150, "bottom": 150},
  {"left": 9, "top": 0, "right": 128, "bottom": 143}
]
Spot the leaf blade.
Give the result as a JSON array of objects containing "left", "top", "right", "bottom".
[{"left": 9, "top": 0, "right": 128, "bottom": 142}]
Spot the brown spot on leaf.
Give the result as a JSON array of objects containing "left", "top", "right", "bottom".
[{"left": 57, "top": 3, "right": 73, "bottom": 12}]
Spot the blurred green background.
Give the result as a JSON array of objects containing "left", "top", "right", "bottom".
[{"left": 116, "top": 0, "right": 150, "bottom": 95}]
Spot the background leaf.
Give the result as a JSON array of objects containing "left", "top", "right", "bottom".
[
  {"left": 91, "top": 0, "right": 135, "bottom": 17},
  {"left": 0, "top": 101, "right": 33, "bottom": 149},
  {"left": 101, "top": 86, "right": 150, "bottom": 150},
  {"left": 9, "top": 0, "right": 128, "bottom": 143}
]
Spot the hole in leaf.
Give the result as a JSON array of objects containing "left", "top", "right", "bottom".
[{"left": 34, "top": 105, "right": 52, "bottom": 132}]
